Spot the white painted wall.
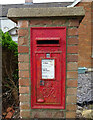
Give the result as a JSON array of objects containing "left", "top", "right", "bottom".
[
  {"left": 12, "top": 35, "right": 18, "bottom": 42},
  {"left": 0, "top": 0, "right": 25, "bottom": 4},
  {"left": 9, "top": 28, "right": 18, "bottom": 42},
  {"left": 0, "top": 17, "right": 18, "bottom": 42},
  {"left": 0, "top": 17, "right": 16, "bottom": 33},
  {"left": 33, "top": 0, "right": 74, "bottom": 3}
]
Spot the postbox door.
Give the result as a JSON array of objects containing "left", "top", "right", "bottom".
[
  {"left": 31, "top": 27, "right": 66, "bottom": 109},
  {"left": 37, "top": 53, "right": 61, "bottom": 102}
]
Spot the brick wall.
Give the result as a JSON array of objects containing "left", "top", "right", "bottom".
[
  {"left": 92, "top": 2, "right": 93, "bottom": 67},
  {"left": 76, "top": 2, "right": 92, "bottom": 68},
  {"left": 25, "top": 0, "right": 33, "bottom": 3},
  {"left": 17, "top": 17, "right": 80, "bottom": 118}
]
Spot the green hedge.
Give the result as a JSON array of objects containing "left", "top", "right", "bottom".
[{"left": 0, "top": 29, "right": 18, "bottom": 56}]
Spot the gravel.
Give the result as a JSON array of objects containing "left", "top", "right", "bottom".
[{"left": 77, "top": 72, "right": 93, "bottom": 104}]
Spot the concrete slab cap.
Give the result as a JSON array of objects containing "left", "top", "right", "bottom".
[{"left": 7, "top": 7, "right": 85, "bottom": 22}]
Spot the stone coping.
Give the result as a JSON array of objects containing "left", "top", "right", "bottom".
[{"left": 7, "top": 7, "right": 85, "bottom": 22}]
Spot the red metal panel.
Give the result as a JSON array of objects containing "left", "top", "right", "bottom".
[{"left": 30, "top": 27, "right": 66, "bottom": 109}]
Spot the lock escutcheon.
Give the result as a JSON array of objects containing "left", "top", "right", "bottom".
[{"left": 40, "top": 80, "right": 44, "bottom": 86}]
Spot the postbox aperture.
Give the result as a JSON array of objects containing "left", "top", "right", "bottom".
[{"left": 31, "top": 27, "right": 66, "bottom": 109}]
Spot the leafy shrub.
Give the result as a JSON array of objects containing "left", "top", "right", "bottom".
[
  {"left": 0, "top": 29, "right": 18, "bottom": 56},
  {"left": 1, "top": 29, "right": 19, "bottom": 112}
]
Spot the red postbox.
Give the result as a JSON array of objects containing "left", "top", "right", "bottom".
[{"left": 31, "top": 27, "right": 66, "bottom": 109}]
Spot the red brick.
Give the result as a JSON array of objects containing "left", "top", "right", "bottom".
[
  {"left": 66, "top": 111, "right": 76, "bottom": 118},
  {"left": 18, "top": 29, "right": 28, "bottom": 37},
  {"left": 67, "top": 88, "right": 77, "bottom": 95},
  {"left": 30, "top": 18, "right": 52, "bottom": 25},
  {"left": 53, "top": 19, "right": 67, "bottom": 25},
  {"left": 67, "top": 104, "right": 77, "bottom": 111},
  {"left": 66, "top": 96, "right": 77, "bottom": 103},
  {"left": 20, "top": 110, "right": 30, "bottom": 118},
  {"left": 18, "top": 54, "right": 29, "bottom": 62},
  {"left": 77, "top": 2, "right": 91, "bottom": 8},
  {"left": 25, "top": 0, "right": 33, "bottom": 3},
  {"left": 5, "top": 112, "right": 13, "bottom": 119},
  {"left": 67, "top": 55, "right": 78, "bottom": 62},
  {"left": 19, "top": 94, "right": 29, "bottom": 102},
  {"left": 67, "top": 71, "right": 78, "bottom": 79},
  {"left": 67, "top": 62, "right": 78, "bottom": 71},
  {"left": 19, "top": 87, "right": 29, "bottom": 94},
  {"left": 68, "top": 19, "right": 79, "bottom": 27},
  {"left": 31, "top": 111, "right": 50, "bottom": 118},
  {"left": 19, "top": 71, "right": 29, "bottom": 78},
  {"left": 18, "top": 46, "right": 29, "bottom": 53},
  {"left": 7, "top": 107, "right": 13, "bottom": 112},
  {"left": 18, "top": 37, "right": 28, "bottom": 45},
  {"left": 67, "top": 46, "right": 78, "bottom": 54},
  {"left": 68, "top": 28, "right": 78, "bottom": 36},
  {"left": 31, "top": 111, "right": 52, "bottom": 118},
  {"left": 20, "top": 103, "right": 30, "bottom": 110},
  {"left": 68, "top": 37, "right": 78, "bottom": 45},
  {"left": 52, "top": 111, "right": 64, "bottom": 118},
  {"left": 18, "top": 63, "right": 29, "bottom": 70},
  {"left": 19, "top": 78, "right": 29, "bottom": 86},
  {"left": 18, "top": 20, "right": 29, "bottom": 28},
  {"left": 31, "top": 111, "right": 64, "bottom": 118},
  {"left": 67, "top": 80, "right": 78, "bottom": 87},
  {"left": 76, "top": 2, "right": 92, "bottom": 68}
]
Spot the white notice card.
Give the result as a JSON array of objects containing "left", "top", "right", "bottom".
[{"left": 42, "top": 59, "right": 55, "bottom": 79}]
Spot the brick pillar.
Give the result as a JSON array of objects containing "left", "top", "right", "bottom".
[
  {"left": 76, "top": 2, "right": 92, "bottom": 68},
  {"left": 7, "top": 7, "right": 85, "bottom": 119},
  {"left": 91, "top": 2, "right": 93, "bottom": 91},
  {"left": 25, "top": 0, "right": 33, "bottom": 3},
  {"left": 18, "top": 18, "right": 79, "bottom": 118},
  {"left": 66, "top": 20, "right": 78, "bottom": 118},
  {"left": 18, "top": 20, "right": 31, "bottom": 118}
]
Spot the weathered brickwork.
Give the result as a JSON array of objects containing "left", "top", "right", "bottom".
[
  {"left": 76, "top": 2, "right": 92, "bottom": 68},
  {"left": 18, "top": 20, "right": 30, "bottom": 118},
  {"left": 17, "top": 18, "right": 81, "bottom": 118},
  {"left": 67, "top": 54, "right": 78, "bottom": 62},
  {"left": 18, "top": 54, "right": 29, "bottom": 62},
  {"left": 66, "top": 111, "right": 76, "bottom": 118},
  {"left": 67, "top": 37, "right": 78, "bottom": 45},
  {"left": 67, "top": 80, "right": 78, "bottom": 87},
  {"left": 25, "top": 0, "right": 33, "bottom": 3}
]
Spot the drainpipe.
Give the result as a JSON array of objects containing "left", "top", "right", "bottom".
[{"left": 67, "top": 0, "right": 81, "bottom": 7}]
